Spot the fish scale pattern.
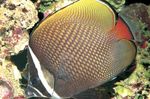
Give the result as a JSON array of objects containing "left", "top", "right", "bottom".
[
  {"left": 30, "top": 22, "right": 116, "bottom": 97},
  {"left": 30, "top": 0, "right": 119, "bottom": 97}
]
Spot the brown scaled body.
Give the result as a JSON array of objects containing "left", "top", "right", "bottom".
[{"left": 29, "top": 0, "right": 136, "bottom": 98}]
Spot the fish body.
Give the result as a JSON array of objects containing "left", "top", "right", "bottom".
[{"left": 27, "top": 0, "right": 136, "bottom": 98}]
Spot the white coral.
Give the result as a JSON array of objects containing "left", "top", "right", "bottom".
[{"left": 0, "top": 0, "right": 39, "bottom": 61}]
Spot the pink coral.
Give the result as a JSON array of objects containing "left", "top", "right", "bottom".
[{"left": 0, "top": 79, "right": 13, "bottom": 99}]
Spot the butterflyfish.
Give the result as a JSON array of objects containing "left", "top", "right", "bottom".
[{"left": 27, "top": 0, "right": 136, "bottom": 98}]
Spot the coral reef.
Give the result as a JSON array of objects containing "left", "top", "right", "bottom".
[
  {"left": 104, "top": 0, "right": 125, "bottom": 12},
  {"left": 0, "top": 0, "right": 38, "bottom": 62},
  {"left": 0, "top": 0, "right": 38, "bottom": 98},
  {"left": 32, "top": 0, "right": 78, "bottom": 18},
  {"left": 119, "top": 3, "right": 150, "bottom": 44},
  {"left": 0, "top": 0, "right": 149, "bottom": 99},
  {"left": 113, "top": 63, "right": 150, "bottom": 99},
  {"left": 0, "top": 60, "right": 24, "bottom": 99},
  {"left": 112, "top": 3, "right": 150, "bottom": 99}
]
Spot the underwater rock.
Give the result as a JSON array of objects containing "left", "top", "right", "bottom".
[
  {"left": 119, "top": 3, "right": 150, "bottom": 46},
  {"left": 0, "top": 0, "right": 38, "bottom": 98},
  {"left": 113, "top": 64, "right": 150, "bottom": 99},
  {"left": 120, "top": 3, "right": 150, "bottom": 30},
  {"left": 0, "top": 60, "right": 25, "bottom": 98},
  {"left": 0, "top": 0, "right": 38, "bottom": 63},
  {"left": 104, "top": 0, "right": 125, "bottom": 12},
  {"left": 33, "top": 0, "right": 78, "bottom": 18},
  {"left": 113, "top": 3, "right": 150, "bottom": 98},
  {"left": 0, "top": 79, "right": 14, "bottom": 99}
]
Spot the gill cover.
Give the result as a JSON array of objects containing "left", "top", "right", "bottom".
[{"left": 26, "top": 0, "right": 136, "bottom": 98}]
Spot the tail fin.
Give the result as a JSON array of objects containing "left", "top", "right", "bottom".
[{"left": 111, "top": 39, "right": 136, "bottom": 77}]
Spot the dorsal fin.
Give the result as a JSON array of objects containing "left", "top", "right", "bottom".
[{"left": 39, "top": 0, "right": 116, "bottom": 33}]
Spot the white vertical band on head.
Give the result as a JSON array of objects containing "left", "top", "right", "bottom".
[{"left": 28, "top": 46, "right": 61, "bottom": 99}]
